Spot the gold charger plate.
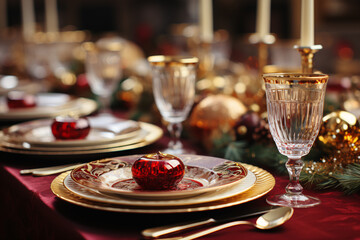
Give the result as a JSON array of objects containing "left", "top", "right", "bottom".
[
  {"left": 51, "top": 163, "right": 275, "bottom": 213},
  {"left": 0, "top": 122, "right": 163, "bottom": 155}
]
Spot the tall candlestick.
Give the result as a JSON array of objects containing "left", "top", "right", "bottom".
[
  {"left": 300, "top": 0, "right": 314, "bottom": 46},
  {"left": 0, "top": 0, "right": 7, "bottom": 30},
  {"left": 21, "top": 0, "right": 36, "bottom": 40},
  {"left": 199, "top": 0, "right": 213, "bottom": 43},
  {"left": 256, "top": 0, "right": 271, "bottom": 39},
  {"left": 45, "top": 0, "right": 59, "bottom": 33}
]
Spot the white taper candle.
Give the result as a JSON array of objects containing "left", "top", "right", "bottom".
[
  {"left": 21, "top": 0, "right": 36, "bottom": 40},
  {"left": 45, "top": 0, "right": 59, "bottom": 33},
  {"left": 256, "top": 0, "right": 271, "bottom": 39},
  {"left": 300, "top": 0, "right": 314, "bottom": 46},
  {"left": 199, "top": 0, "right": 213, "bottom": 43}
]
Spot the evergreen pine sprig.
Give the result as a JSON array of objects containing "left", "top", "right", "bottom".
[
  {"left": 334, "top": 163, "right": 360, "bottom": 194},
  {"left": 213, "top": 137, "right": 360, "bottom": 194}
]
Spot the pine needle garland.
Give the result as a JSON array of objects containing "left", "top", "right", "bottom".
[
  {"left": 212, "top": 135, "right": 360, "bottom": 194},
  {"left": 335, "top": 163, "right": 360, "bottom": 194}
]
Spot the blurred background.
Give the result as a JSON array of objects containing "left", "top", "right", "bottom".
[
  {"left": 2, "top": 0, "right": 360, "bottom": 164},
  {"left": 1, "top": 0, "right": 360, "bottom": 121},
  {"left": 1, "top": 0, "right": 360, "bottom": 75}
]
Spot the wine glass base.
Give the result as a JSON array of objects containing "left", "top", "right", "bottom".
[
  {"left": 161, "top": 147, "right": 196, "bottom": 155},
  {"left": 266, "top": 193, "right": 321, "bottom": 208}
]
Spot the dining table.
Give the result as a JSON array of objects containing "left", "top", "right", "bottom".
[{"left": 0, "top": 112, "right": 360, "bottom": 240}]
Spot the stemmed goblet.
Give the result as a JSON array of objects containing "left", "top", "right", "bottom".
[
  {"left": 148, "top": 55, "right": 198, "bottom": 154},
  {"left": 83, "top": 42, "right": 122, "bottom": 113},
  {"left": 263, "top": 73, "right": 328, "bottom": 208}
]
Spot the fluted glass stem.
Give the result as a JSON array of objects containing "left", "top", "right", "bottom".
[
  {"left": 167, "top": 122, "right": 183, "bottom": 150},
  {"left": 98, "top": 95, "right": 111, "bottom": 113},
  {"left": 285, "top": 158, "right": 304, "bottom": 195}
]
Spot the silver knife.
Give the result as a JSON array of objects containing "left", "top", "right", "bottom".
[{"left": 141, "top": 205, "right": 277, "bottom": 238}]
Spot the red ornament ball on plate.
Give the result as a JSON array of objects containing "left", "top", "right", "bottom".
[
  {"left": 131, "top": 152, "right": 185, "bottom": 190},
  {"left": 51, "top": 116, "right": 91, "bottom": 140},
  {"left": 7, "top": 91, "right": 37, "bottom": 109}
]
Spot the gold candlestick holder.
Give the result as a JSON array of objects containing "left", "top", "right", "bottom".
[
  {"left": 193, "top": 30, "right": 230, "bottom": 94},
  {"left": 196, "top": 41, "right": 215, "bottom": 79},
  {"left": 294, "top": 45, "right": 322, "bottom": 73},
  {"left": 246, "top": 33, "right": 276, "bottom": 113},
  {"left": 249, "top": 33, "right": 276, "bottom": 76}
]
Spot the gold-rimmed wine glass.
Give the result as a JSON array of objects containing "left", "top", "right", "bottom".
[
  {"left": 148, "top": 55, "right": 198, "bottom": 154},
  {"left": 263, "top": 73, "right": 328, "bottom": 208}
]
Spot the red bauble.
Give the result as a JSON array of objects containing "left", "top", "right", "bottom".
[
  {"left": 234, "top": 111, "right": 272, "bottom": 143},
  {"left": 51, "top": 116, "right": 91, "bottom": 140},
  {"left": 131, "top": 152, "right": 185, "bottom": 190},
  {"left": 7, "top": 91, "right": 36, "bottom": 109},
  {"left": 234, "top": 111, "right": 261, "bottom": 141}
]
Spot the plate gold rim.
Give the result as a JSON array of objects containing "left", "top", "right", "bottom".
[{"left": 50, "top": 163, "right": 275, "bottom": 213}]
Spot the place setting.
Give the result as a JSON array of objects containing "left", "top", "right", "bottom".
[
  {"left": 0, "top": 91, "right": 98, "bottom": 122},
  {"left": 0, "top": 75, "right": 42, "bottom": 96},
  {"left": 0, "top": 114, "right": 163, "bottom": 156},
  {"left": 50, "top": 152, "right": 275, "bottom": 214}
]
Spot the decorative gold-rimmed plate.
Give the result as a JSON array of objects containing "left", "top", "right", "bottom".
[
  {"left": 0, "top": 93, "right": 97, "bottom": 121},
  {"left": 0, "top": 122, "right": 163, "bottom": 155},
  {"left": 70, "top": 155, "right": 248, "bottom": 200},
  {"left": 63, "top": 169, "right": 256, "bottom": 206},
  {"left": 51, "top": 163, "right": 274, "bottom": 213},
  {"left": 2, "top": 115, "right": 141, "bottom": 147}
]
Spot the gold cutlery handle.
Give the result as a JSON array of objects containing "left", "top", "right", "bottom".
[
  {"left": 141, "top": 218, "right": 216, "bottom": 238},
  {"left": 32, "top": 164, "right": 83, "bottom": 176},
  {"left": 159, "top": 221, "right": 251, "bottom": 240},
  {"left": 20, "top": 163, "right": 83, "bottom": 176}
]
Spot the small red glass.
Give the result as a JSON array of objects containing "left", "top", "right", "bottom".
[
  {"left": 131, "top": 152, "right": 185, "bottom": 190},
  {"left": 7, "top": 91, "right": 36, "bottom": 109},
  {"left": 51, "top": 116, "right": 91, "bottom": 140}
]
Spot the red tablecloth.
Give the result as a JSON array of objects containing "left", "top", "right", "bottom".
[{"left": 1, "top": 134, "right": 360, "bottom": 240}]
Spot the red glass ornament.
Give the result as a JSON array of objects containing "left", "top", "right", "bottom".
[
  {"left": 51, "top": 116, "right": 91, "bottom": 140},
  {"left": 131, "top": 152, "right": 185, "bottom": 190},
  {"left": 7, "top": 91, "right": 36, "bottom": 109}
]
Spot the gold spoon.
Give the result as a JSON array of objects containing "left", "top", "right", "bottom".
[{"left": 158, "top": 207, "right": 294, "bottom": 240}]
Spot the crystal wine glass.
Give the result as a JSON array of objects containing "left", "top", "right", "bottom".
[
  {"left": 148, "top": 55, "right": 198, "bottom": 154},
  {"left": 263, "top": 73, "right": 328, "bottom": 208},
  {"left": 83, "top": 42, "right": 122, "bottom": 112}
]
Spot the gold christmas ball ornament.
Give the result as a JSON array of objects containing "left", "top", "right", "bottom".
[
  {"left": 190, "top": 94, "right": 247, "bottom": 130},
  {"left": 309, "top": 111, "right": 360, "bottom": 174},
  {"left": 318, "top": 111, "right": 359, "bottom": 153},
  {"left": 322, "top": 111, "right": 358, "bottom": 131}
]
